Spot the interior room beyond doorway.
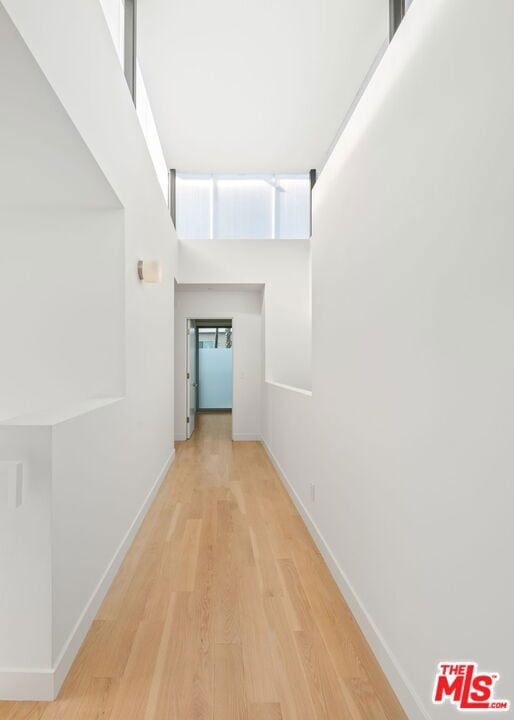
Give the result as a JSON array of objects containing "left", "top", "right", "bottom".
[
  {"left": 196, "top": 320, "right": 233, "bottom": 412},
  {"left": 174, "top": 284, "right": 264, "bottom": 443},
  {"left": 186, "top": 318, "right": 233, "bottom": 440}
]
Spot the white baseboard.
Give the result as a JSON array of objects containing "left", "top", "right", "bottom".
[
  {"left": 175, "top": 432, "right": 262, "bottom": 442},
  {"left": 0, "top": 669, "right": 54, "bottom": 702},
  {"left": 261, "top": 440, "right": 430, "bottom": 720},
  {"left": 0, "top": 449, "right": 175, "bottom": 702},
  {"left": 232, "top": 433, "right": 262, "bottom": 441}
]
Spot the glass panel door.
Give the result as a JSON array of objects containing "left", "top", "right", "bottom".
[{"left": 198, "top": 327, "right": 233, "bottom": 409}]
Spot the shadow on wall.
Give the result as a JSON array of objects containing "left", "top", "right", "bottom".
[{"left": 0, "top": 3, "right": 125, "bottom": 422}]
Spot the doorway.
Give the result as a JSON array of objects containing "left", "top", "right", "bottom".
[{"left": 186, "top": 318, "right": 233, "bottom": 439}]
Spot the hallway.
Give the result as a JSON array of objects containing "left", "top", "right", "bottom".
[
  {"left": 2, "top": 1, "right": 513, "bottom": 713},
  {"left": 0, "top": 414, "right": 404, "bottom": 720}
]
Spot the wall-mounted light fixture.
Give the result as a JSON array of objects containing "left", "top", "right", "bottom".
[{"left": 137, "top": 260, "right": 162, "bottom": 283}]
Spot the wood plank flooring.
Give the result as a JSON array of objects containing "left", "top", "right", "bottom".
[{"left": 0, "top": 412, "right": 406, "bottom": 720}]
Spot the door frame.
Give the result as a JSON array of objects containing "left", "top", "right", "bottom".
[
  {"left": 185, "top": 316, "right": 235, "bottom": 439},
  {"left": 185, "top": 319, "right": 197, "bottom": 439}
]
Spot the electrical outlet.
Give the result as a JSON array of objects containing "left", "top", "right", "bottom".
[{"left": 310, "top": 483, "right": 316, "bottom": 502}]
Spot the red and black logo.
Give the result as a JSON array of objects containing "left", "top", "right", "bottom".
[{"left": 433, "top": 663, "right": 510, "bottom": 712}]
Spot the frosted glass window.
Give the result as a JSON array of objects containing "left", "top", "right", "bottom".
[
  {"left": 215, "top": 178, "right": 272, "bottom": 239},
  {"left": 176, "top": 176, "right": 212, "bottom": 240},
  {"left": 276, "top": 176, "right": 311, "bottom": 240},
  {"left": 198, "top": 327, "right": 232, "bottom": 409},
  {"left": 175, "top": 173, "right": 311, "bottom": 240},
  {"left": 198, "top": 349, "right": 232, "bottom": 408}
]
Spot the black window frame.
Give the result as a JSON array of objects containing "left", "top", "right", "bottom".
[
  {"left": 124, "top": 0, "right": 137, "bottom": 103},
  {"left": 389, "top": 0, "right": 405, "bottom": 40}
]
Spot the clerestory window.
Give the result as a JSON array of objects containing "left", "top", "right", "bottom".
[{"left": 175, "top": 173, "right": 313, "bottom": 240}]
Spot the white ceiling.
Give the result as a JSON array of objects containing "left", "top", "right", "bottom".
[{"left": 137, "top": 0, "right": 387, "bottom": 174}]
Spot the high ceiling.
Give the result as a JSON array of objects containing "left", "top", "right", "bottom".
[{"left": 137, "top": 0, "right": 387, "bottom": 174}]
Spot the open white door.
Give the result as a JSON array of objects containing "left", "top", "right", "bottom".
[{"left": 186, "top": 320, "right": 196, "bottom": 439}]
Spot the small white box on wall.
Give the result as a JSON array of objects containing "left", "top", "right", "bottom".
[{"left": 0, "top": 461, "right": 23, "bottom": 508}]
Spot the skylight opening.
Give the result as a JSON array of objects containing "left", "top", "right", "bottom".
[{"left": 175, "top": 173, "right": 312, "bottom": 240}]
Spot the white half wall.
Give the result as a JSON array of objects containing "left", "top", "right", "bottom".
[
  {"left": 262, "top": 383, "right": 313, "bottom": 506},
  {"left": 175, "top": 286, "right": 264, "bottom": 441},
  {"left": 0, "top": 399, "right": 175, "bottom": 700},
  {"left": 0, "top": 426, "right": 52, "bottom": 674}
]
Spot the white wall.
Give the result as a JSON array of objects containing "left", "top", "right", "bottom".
[
  {"left": 0, "top": 427, "right": 52, "bottom": 674},
  {"left": 98, "top": 0, "right": 124, "bottom": 66},
  {"left": 50, "top": 400, "right": 127, "bottom": 668},
  {"left": 264, "top": 0, "right": 514, "bottom": 718},
  {"left": 178, "top": 240, "right": 311, "bottom": 391},
  {"left": 0, "top": 210, "right": 124, "bottom": 422},
  {"left": 175, "top": 287, "right": 264, "bottom": 440},
  {"left": 0, "top": 0, "right": 176, "bottom": 699},
  {"left": 262, "top": 383, "right": 313, "bottom": 504},
  {"left": 0, "top": 0, "right": 119, "bottom": 213},
  {"left": 98, "top": 0, "right": 169, "bottom": 199},
  {"left": 135, "top": 62, "right": 169, "bottom": 201}
]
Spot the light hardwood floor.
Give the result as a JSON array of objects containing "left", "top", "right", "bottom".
[{"left": 0, "top": 413, "right": 406, "bottom": 720}]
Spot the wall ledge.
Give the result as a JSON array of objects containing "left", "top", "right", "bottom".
[
  {"left": 265, "top": 380, "right": 312, "bottom": 397},
  {"left": 1, "top": 398, "right": 124, "bottom": 427}
]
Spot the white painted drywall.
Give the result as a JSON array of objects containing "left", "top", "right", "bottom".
[
  {"left": 262, "top": 383, "right": 313, "bottom": 504},
  {"left": 0, "top": 3, "right": 119, "bottom": 212},
  {"left": 175, "top": 287, "right": 264, "bottom": 440},
  {"left": 135, "top": 62, "right": 169, "bottom": 201},
  {"left": 0, "top": 7, "right": 124, "bottom": 423},
  {"left": 98, "top": 0, "right": 124, "bottom": 65},
  {"left": 50, "top": 400, "right": 129, "bottom": 666},
  {"left": 99, "top": 0, "right": 168, "bottom": 198},
  {"left": 0, "top": 210, "right": 124, "bottom": 422},
  {"left": 263, "top": 0, "right": 514, "bottom": 718},
  {"left": 0, "top": 427, "right": 52, "bottom": 673},
  {"left": 0, "top": 0, "right": 176, "bottom": 698},
  {"left": 178, "top": 240, "right": 311, "bottom": 391}
]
